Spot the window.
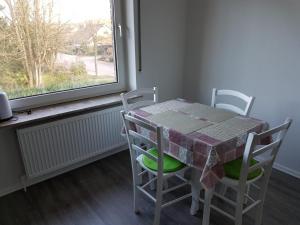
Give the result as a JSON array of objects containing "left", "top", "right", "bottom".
[{"left": 0, "top": 0, "right": 125, "bottom": 109}]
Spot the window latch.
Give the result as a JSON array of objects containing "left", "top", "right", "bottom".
[{"left": 117, "top": 24, "right": 123, "bottom": 37}]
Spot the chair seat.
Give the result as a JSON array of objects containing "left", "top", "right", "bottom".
[
  {"left": 142, "top": 148, "right": 185, "bottom": 173},
  {"left": 224, "top": 157, "right": 263, "bottom": 180}
]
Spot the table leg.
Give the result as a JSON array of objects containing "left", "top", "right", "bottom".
[{"left": 190, "top": 168, "right": 202, "bottom": 216}]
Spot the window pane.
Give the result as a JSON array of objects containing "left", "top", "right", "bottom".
[{"left": 0, "top": 0, "right": 117, "bottom": 99}]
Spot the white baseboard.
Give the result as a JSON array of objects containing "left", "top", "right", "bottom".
[
  {"left": 0, "top": 183, "right": 23, "bottom": 198},
  {"left": 255, "top": 156, "right": 300, "bottom": 179},
  {"left": 272, "top": 162, "right": 300, "bottom": 179},
  {"left": 0, "top": 145, "right": 128, "bottom": 198},
  {"left": 2, "top": 149, "right": 298, "bottom": 198}
]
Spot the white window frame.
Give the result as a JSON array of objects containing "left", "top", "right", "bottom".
[{"left": 9, "top": 0, "right": 126, "bottom": 110}]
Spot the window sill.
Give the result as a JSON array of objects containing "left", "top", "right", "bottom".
[{"left": 0, "top": 93, "right": 123, "bottom": 129}]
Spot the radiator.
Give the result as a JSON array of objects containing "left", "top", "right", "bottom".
[{"left": 17, "top": 106, "right": 126, "bottom": 178}]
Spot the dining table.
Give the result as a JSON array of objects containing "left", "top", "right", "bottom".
[{"left": 128, "top": 98, "right": 268, "bottom": 215}]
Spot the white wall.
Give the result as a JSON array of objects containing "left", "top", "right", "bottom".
[
  {"left": 136, "top": 0, "right": 187, "bottom": 101},
  {"left": 0, "top": 128, "right": 25, "bottom": 196},
  {"left": 183, "top": 0, "right": 300, "bottom": 177}
]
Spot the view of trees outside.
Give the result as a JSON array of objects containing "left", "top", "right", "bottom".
[{"left": 0, "top": 0, "right": 116, "bottom": 99}]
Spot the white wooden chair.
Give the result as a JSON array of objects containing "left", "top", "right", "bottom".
[
  {"left": 121, "top": 111, "right": 191, "bottom": 225},
  {"left": 121, "top": 87, "right": 159, "bottom": 189},
  {"left": 201, "top": 118, "right": 292, "bottom": 225},
  {"left": 211, "top": 88, "right": 255, "bottom": 116},
  {"left": 120, "top": 87, "right": 158, "bottom": 112}
]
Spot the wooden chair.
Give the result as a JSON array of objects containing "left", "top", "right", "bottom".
[
  {"left": 201, "top": 118, "right": 292, "bottom": 225},
  {"left": 120, "top": 87, "right": 158, "bottom": 112},
  {"left": 121, "top": 87, "right": 159, "bottom": 189},
  {"left": 211, "top": 88, "right": 255, "bottom": 116},
  {"left": 121, "top": 111, "right": 191, "bottom": 225}
]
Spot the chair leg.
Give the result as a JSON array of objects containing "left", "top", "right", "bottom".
[
  {"left": 254, "top": 183, "right": 268, "bottom": 225},
  {"left": 202, "top": 188, "right": 214, "bottom": 225},
  {"left": 132, "top": 161, "right": 140, "bottom": 214},
  {"left": 133, "top": 185, "right": 139, "bottom": 214},
  {"left": 153, "top": 176, "right": 163, "bottom": 225},
  {"left": 234, "top": 192, "right": 244, "bottom": 225},
  {"left": 153, "top": 198, "right": 162, "bottom": 225},
  {"left": 243, "top": 184, "right": 250, "bottom": 205},
  {"left": 255, "top": 168, "right": 272, "bottom": 225},
  {"left": 254, "top": 203, "right": 264, "bottom": 225}
]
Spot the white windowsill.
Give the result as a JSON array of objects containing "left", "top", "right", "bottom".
[{"left": 0, "top": 93, "right": 124, "bottom": 129}]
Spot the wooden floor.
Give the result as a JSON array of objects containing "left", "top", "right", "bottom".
[{"left": 0, "top": 151, "right": 299, "bottom": 225}]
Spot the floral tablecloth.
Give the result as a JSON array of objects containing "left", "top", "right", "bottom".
[{"left": 129, "top": 99, "right": 268, "bottom": 189}]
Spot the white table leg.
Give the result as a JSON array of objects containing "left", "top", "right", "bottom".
[
  {"left": 202, "top": 187, "right": 214, "bottom": 225},
  {"left": 190, "top": 168, "right": 202, "bottom": 215}
]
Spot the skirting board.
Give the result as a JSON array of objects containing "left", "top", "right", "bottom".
[
  {"left": 272, "top": 162, "right": 300, "bottom": 179},
  {"left": 0, "top": 145, "right": 128, "bottom": 198},
  {"left": 255, "top": 156, "right": 300, "bottom": 179},
  {"left": 0, "top": 183, "right": 23, "bottom": 199},
  {"left": 1, "top": 149, "right": 299, "bottom": 198}
]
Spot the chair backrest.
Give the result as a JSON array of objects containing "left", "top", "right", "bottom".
[
  {"left": 211, "top": 88, "right": 255, "bottom": 116},
  {"left": 120, "top": 110, "right": 164, "bottom": 174},
  {"left": 120, "top": 87, "right": 158, "bottom": 112},
  {"left": 239, "top": 118, "right": 292, "bottom": 189}
]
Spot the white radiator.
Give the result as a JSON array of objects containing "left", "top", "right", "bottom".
[{"left": 17, "top": 106, "right": 126, "bottom": 178}]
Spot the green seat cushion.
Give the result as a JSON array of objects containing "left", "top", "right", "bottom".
[
  {"left": 142, "top": 148, "right": 185, "bottom": 173},
  {"left": 224, "top": 157, "right": 263, "bottom": 180}
]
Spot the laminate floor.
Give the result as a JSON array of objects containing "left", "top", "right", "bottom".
[{"left": 0, "top": 151, "right": 299, "bottom": 225}]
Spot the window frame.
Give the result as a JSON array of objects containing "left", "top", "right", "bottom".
[{"left": 9, "top": 0, "right": 126, "bottom": 110}]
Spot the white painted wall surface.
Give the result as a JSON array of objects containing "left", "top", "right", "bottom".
[
  {"left": 183, "top": 0, "right": 300, "bottom": 177},
  {"left": 0, "top": 128, "right": 25, "bottom": 196},
  {"left": 136, "top": 0, "right": 187, "bottom": 101}
]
